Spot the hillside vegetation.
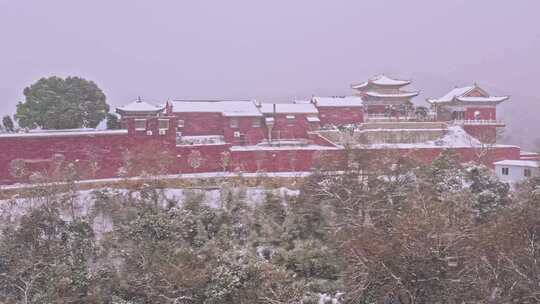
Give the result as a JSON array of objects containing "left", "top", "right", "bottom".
[{"left": 0, "top": 151, "right": 539, "bottom": 303}]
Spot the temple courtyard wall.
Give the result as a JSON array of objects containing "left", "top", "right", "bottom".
[{"left": 0, "top": 130, "right": 521, "bottom": 186}]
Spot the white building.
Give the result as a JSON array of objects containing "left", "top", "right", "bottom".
[{"left": 494, "top": 160, "right": 539, "bottom": 184}]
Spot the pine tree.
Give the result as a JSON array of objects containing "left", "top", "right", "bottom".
[
  {"left": 2, "top": 115, "right": 14, "bottom": 132},
  {"left": 422, "top": 150, "right": 465, "bottom": 197},
  {"left": 106, "top": 113, "right": 122, "bottom": 130},
  {"left": 465, "top": 164, "right": 510, "bottom": 220},
  {"left": 16, "top": 76, "right": 109, "bottom": 129}
]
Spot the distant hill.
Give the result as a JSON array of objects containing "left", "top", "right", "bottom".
[{"left": 498, "top": 94, "right": 540, "bottom": 151}]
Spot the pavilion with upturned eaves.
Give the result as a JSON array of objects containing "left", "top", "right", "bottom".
[
  {"left": 116, "top": 97, "right": 165, "bottom": 118},
  {"left": 115, "top": 97, "right": 167, "bottom": 130},
  {"left": 427, "top": 84, "right": 509, "bottom": 143},
  {"left": 351, "top": 75, "right": 419, "bottom": 115},
  {"left": 427, "top": 84, "right": 508, "bottom": 122}
]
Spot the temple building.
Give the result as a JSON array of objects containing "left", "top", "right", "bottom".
[
  {"left": 427, "top": 84, "right": 508, "bottom": 143},
  {"left": 259, "top": 103, "right": 320, "bottom": 141},
  {"left": 351, "top": 75, "right": 419, "bottom": 115},
  {"left": 116, "top": 97, "right": 166, "bottom": 129},
  {"left": 166, "top": 99, "right": 265, "bottom": 145},
  {"left": 309, "top": 96, "right": 364, "bottom": 127},
  {"left": 0, "top": 76, "right": 527, "bottom": 185}
]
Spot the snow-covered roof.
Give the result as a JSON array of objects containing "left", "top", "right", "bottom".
[
  {"left": 365, "top": 91, "right": 419, "bottom": 98},
  {"left": 312, "top": 96, "right": 364, "bottom": 107},
  {"left": 171, "top": 100, "right": 263, "bottom": 117},
  {"left": 306, "top": 116, "right": 321, "bottom": 122},
  {"left": 351, "top": 82, "right": 369, "bottom": 90},
  {"left": 352, "top": 75, "right": 411, "bottom": 89},
  {"left": 116, "top": 99, "right": 165, "bottom": 113},
  {"left": 521, "top": 151, "right": 540, "bottom": 157},
  {"left": 260, "top": 103, "right": 318, "bottom": 114},
  {"left": 456, "top": 96, "right": 509, "bottom": 103},
  {"left": 429, "top": 86, "right": 475, "bottom": 103},
  {"left": 493, "top": 160, "right": 539, "bottom": 168},
  {"left": 428, "top": 85, "right": 509, "bottom": 104},
  {"left": 370, "top": 75, "right": 411, "bottom": 86}
]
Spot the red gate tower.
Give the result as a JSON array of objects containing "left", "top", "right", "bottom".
[
  {"left": 351, "top": 75, "right": 419, "bottom": 115},
  {"left": 427, "top": 84, "right": 509, "bottom": 143}
]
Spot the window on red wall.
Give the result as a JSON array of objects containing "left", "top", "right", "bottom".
[
  {"left": 286, "top": 115, "right": 295, "bottom": 125},
  {"left": 230, "top": 118, "right": 239, "bottom": 128},
  {"left": 158, "top": 119, "right": 169, "bottom": 130},
  {"left": 134, "top": 119, "right": 146, "bottom": 131},
  {"left": 252, "top": 118, "right": 261, "bottom": 127}
]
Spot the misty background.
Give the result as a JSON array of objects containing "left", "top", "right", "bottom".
[{"left": 0, "top": 0, "right": 539, "bottom": 149}]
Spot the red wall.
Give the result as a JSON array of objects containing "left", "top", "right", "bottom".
[
  {"left": 0, "top": 113, "right": 520, "bottom": 185},
  {"left": 0, "top": 134, "right": 520, "bottom": 186},
  {"left": 0, "top": 133, "right": 176, "bottom": 184},
  {"left": 318, "top": 107, "right": 364, "bottom": 126},
  {"left": 222, "top": 116, "right": 266, "bottom": 145},
  {"left": 175, "top": 112, "right": 224, "bottom": 136},
  {"left": 175, "top": 144, "right": 232, "bottom": 173},
  {"left": 230, "top": 148, "right": 345, "bottom": 172},
  {"left": 265, "top": 113, "right": 320, "bottom": 140},
  {"left": 359, "top": 145, "right": 520, "bottom": 168},
  {"left": 464, "top": 107, "right": 496, "bottom": 120}
]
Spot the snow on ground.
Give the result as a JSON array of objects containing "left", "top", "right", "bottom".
[
  {"left": 319, "top": 292, "right": 344, "bottom": 304},
  {"left": 0, "top": 186, "right": 301, "bottom": 236},
  {"left": 1, "top": 171, "right": 312, "bottom": 191},
  {"left": 177, "top": 135, "right": 226, "bottom": 146},
  {"left": 357, "top": 125, "right": 517, "bottom": 149}
]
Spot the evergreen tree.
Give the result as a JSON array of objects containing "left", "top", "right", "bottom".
[
  {"left": 106, "top": 112, "right": 122, "bottom": 130},
  {"left": 2, "top": 115, "right": 14, "bottom": 132},
  {"left": 465, "top": 164, "right": 510, "bottom": 220},
  {"left": 0, "top": 206, "right": 96, "bottom": 303},
  {"left": 16, "top": 76, "right": 109, "bottom": 129},
  {"left": 110, "top": 203, "right": 208, "bottom": 303},
  {"left": 421, "top": 150, "right": 465, "bottom": 197}
]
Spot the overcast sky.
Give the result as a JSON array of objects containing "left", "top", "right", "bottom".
[{"left": 1, "top": 0, "right": 539, "bottom": 117}]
